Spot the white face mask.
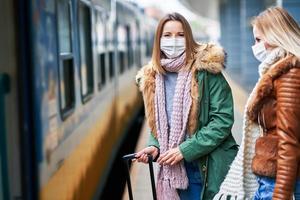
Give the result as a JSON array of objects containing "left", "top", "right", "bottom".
[
  {"left": 160, "top": 37, "right": 185, "bottom": 58},
  {"left": 252, "top": 41, "right": 268, "bottom": 62}
]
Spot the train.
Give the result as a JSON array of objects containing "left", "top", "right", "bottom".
[{"left": 0, "top": 0, "right": 155, "bottom": 199}]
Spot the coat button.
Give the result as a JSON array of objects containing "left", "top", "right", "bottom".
[{"left": 202, "top": 165, "right": 207, "bottom": 172}]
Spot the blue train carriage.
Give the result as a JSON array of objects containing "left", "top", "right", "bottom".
[
  {"left": 0, "top": 0, "right": 153, "bottom": 199},
  {"left": 37, "top": 0, "right": 149, "bottom": 199}
]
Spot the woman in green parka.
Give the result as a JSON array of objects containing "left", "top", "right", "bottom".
[{"left": 135, "top": 12, "right": 238, "bottom": 200}]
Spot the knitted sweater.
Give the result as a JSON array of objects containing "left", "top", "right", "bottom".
[{"left": 164, "top": 72, "right": 177, "bottom": 126}]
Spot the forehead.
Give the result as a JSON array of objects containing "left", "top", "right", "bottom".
[
  {"left": 253, "top": 25, "right": 262, "bottom": 37},
  {"left": 162, "top": 20, "right": 184, "bottom": 32}
]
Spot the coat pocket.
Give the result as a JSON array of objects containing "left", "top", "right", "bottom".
[{"left": 252, "top": 135, "right": 278, "bottom": 177}]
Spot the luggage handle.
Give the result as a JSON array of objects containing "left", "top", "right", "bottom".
[{"left": 122, "top": 153, "right": 157, "bottom": 200}]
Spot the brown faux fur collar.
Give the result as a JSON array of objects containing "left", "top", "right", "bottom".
[
  {"left": 136, "top": 43, "right": 226, "bottom": 137},
  {"left": 247, "top": 55, "right": 300, "bottom": 121}
]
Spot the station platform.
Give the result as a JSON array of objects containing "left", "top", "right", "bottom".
[{"left": 122, "top": 73, "right": 249, "bottom": 199}]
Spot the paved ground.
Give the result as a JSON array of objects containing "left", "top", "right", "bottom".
[{"left": 224, "top": 72, "right": 249, "bottom": 145}]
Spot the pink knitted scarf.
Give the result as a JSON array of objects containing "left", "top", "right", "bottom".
[{"left": 155, "top": 53, "right": 192, "bottom": 200}]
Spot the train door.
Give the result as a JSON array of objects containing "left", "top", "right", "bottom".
[{"left": 0, "top": 0, "right": 27, "bottom": 199}]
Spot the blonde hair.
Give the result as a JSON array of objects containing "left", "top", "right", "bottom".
[
  {"left": 151, "top": 13, "right": 199, "bottom": 74},
  {"left": 251, "top": 6, "right": 300, "bottom": 58}
]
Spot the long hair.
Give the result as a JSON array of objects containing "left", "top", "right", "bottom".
[
  {"left": 151, "top": 12, "right": 199, "bottom": 73},
  {"left": 251, "top": 6, "right": 300, "bottom": 58}
]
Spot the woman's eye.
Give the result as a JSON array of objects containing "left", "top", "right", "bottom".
[
  {"left": 255, "top": 37, "right": 261, "bottom": 43},
  {"left": 178, "top": 33, "right": 185, "bottom": 37},
  {"left": 162, "top": 33, "right": 171, "bottom": 37}
]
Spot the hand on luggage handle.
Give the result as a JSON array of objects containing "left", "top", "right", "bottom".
[
  {"left": 122, "top": 153, "right": 157, "bottom": 200},
  {"left": 122, "top": 153, "right": 138, "bottom": 160}
]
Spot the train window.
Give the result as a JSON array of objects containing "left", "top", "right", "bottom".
[
  {"left": 59, "top": 58, "right": 75, "bottom": 112},
  {"left": 118, "top": 25, "right": 127, "bottom": 74},
  {"left": 108, "top": 51, "right": 114, "bottom": 79},
  {"left": 126, "top": 26, "right": 133, "bottom": 68},
  {"left": 135, "top": 45, "right": 141, "bottom": 67},
  {"left": 106, "top": 22, "right": 114, "bottom": 80},
  {"left": 95, "top": 12, "right": 106, "bottom": 90},
  {"left": 98, "top": 53, "right": 106, "bottom": 89},
  {"left": 79, "top": 2, "right": 94, "bottom": 102},
  {"left": 146, "top": 32, "right": 153, "bottom": 57},
  {"left": 119, "top": 51, "right": 125, "bottom": 74},
  {"left": 56, "top": 0, "right": 75, "bottom": 119},
  {"left": 135, "top": 21, "right": 142, "bottom": 67},
  {"left": 57, "top": 0, "right": 72, "bottom": 53}
]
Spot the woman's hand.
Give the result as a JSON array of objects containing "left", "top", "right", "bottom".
[
  {"left": 157, "top": 147, "right": 183, "bottom": 166},
  {"left": 135, "top": 146, "right": 159, "bottom": 163}
]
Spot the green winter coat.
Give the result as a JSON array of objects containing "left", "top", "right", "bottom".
[
  {"left": 136, "top": 43, "right": 238, "bottom": 200},
  {"left": 147, "top": 70, "right": 238, "bottom": 200}
]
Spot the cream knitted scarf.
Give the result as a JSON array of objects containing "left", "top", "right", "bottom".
[{"left": 213, "top": 48, "right": 286, "bottom": 200}]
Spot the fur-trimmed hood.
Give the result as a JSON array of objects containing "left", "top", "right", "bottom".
[{"left": 135, "top": 43, "right": 226, "bottom": 137}]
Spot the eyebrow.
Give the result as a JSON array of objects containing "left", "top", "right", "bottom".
[{"left": 162, "top": 31, "right": 184, "bottom": 34}]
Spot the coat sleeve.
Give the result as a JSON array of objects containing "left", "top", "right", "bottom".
[
  {"left": 179, "top": 72, "right": 234, "bottom": 162},
  {"left": 147, "top": 132, "right": 160, "bottom": 149},
  {"left": 273, "top": 68, "right": 300, "bottom": 200}
]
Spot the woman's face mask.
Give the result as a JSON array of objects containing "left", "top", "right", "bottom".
[
  {"left": 252, "top": 25, "right": 271, "bottom": 62},
  {"left": 160, "top": 37, "right": 185, "bottom": 58},
  {"left": 252, "top": 41, "right": 268, "bottom": 62},
  {"left": 160, "top": 20, "right": 186, "bottom": 58}
]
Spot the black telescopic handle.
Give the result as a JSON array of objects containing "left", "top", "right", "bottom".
[
  {"left": 147, "top": 155, "right": 157, "bottom": 200},
  {"left": 122, "top": 153, "right": 157, "bottom": 200},
  {"left": 122, "top": 154, "right": 136, "bottom": 200}
]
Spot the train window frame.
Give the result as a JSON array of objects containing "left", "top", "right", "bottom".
[
  {"left": 98, "top": 53, "right": 106, "bottom": 89},
  {"left": 131, "top": 22, "right": 138, "bottom": 68},
  {"left": 119, "top": 51, "right": 126, "bottom": 74},
  {"left": 94, "top": 10, "right": 107, "bottom": 90},
  {"left": 117, "top": 25, "right": 128, "bottom": 74},
  {"left": 55, "top": 0, "right": 76, "bottom": 120},
  {"left": 105, "top": 20, "right": 117, "bottom": 81},
  {"left": 108, "top": 51, "right": 115, "bottom": 79},
  {"left": 106, "top": 22, "right": 115, "bottom": 81},
  {"left": 78, "top": 0, "right": 94, "bottom": 103},
  {"left": 126, "top": 25, "right": 133, "bottom": 69},
  {"left": 135, "top": 20, "right": 142, "bottom": 68}
]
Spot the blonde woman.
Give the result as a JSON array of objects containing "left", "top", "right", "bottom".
[
  {"left": 135, "top": 13, "right": 238, "bottom": 200},
  {"left": 214, "top": 7, "right": 300, "bottom": 200}
]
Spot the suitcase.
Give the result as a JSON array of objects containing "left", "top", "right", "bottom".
[{"left": 122, "top": 153, "right": 157, "bottom": 200}]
